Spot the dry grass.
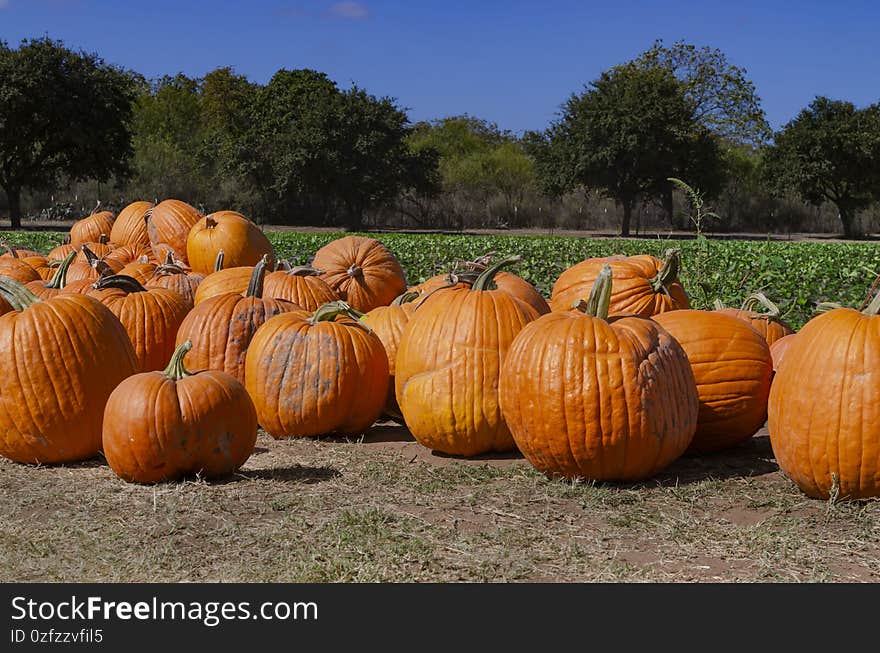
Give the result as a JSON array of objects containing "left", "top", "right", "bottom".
[{"left": 1, "top": 424, "right": 877, "bottom": 583}]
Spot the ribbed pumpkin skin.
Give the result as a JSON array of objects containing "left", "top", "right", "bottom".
[
  {"left": 186, "top": 211, "right": 275, "bottom": 275},
  {"left": 653, "top": 310, "right": 772, "bottom": 453},
  {"left": 102, "top": 368, "right": 257, "bottom": 484},
  {"left": 769, "top": 333, "right": 796, "bottom": 372},
  {"left": 0, "top": 295, "right": 138, "bottom": 463},
  {"left": 0, "top": 258, "right": 40, "bottom": 284},
  {"left": 245, "top": 311, "right": 389, "bottom": 438},
  {"left": 47, "top": 243, "right": 77, "bottom": 263},
  {"left": 363, "top": 301, "right": 417, "bottom": 419},
  {"left": 263, "top": 271, "right": 338, "bottom": 310},
  {"left": 87, "top": 286, "right": 191, "bottom": 372},
  {"left": 105, "top": 243, "right": 154, "bottom": 266},
  {"left": 66, "top": 257, "right": 123, "bottom": 283},
  {"left": 395, "top": 288, "right": 539, "bottom": 456},
  {"left": 412, "top": 271, "right": 550, "bottom": 315},
  {"left": 500, "top": 313, "right": 698, "bottom": 480},
  {"left": 768, "top": 309, "right": 880, "bottom": 499},
  {"left": 118, "top": 261, "right": 159, "bottom": 285},
  {"left": 146, "top": 269, "right": 203, "bottom": 306},
  {"left": 69, "top": 211, "right": 115, "bottom": 245},
  {"left": 312, "top": 236, "right": 406, "bottom": 312},
  {"left": 551, "top": 255, "right": 689, "bottom": 316},
  {"left": 109, "top": 201, "right": 153, "bottom": 248},
  {"left": 145, "top": 199, "right": 202, "bottom": 264},
  {"left": 175, "top": 294, "right": 298, "bottom": 384},
  {"left": 714, "top": 307, "right": 794, "bottom": 346},
  {"left": 193, "top": 266, "right": 253, "bottom": 305}
]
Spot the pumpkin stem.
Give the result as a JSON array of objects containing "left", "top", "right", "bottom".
[
  {"left": 649, "top": 249, "right": 682, "bottom": 295},
  {"left": 347, "top": 263, "right": 364, "bottom": 279},
  {"left": 46, "top": 251, "right": 77, "bottom": 290},
  {"left": 816, "top": 301, "right": 844, "bottom": 314},
  {"left": 214, "top": 249, "right": 225, "bottom": 272},
  {"left": 287, "top": 264, "right": 323, "bottom": 277},
  {"left": 310, "top": 300, "right": 367, "bottom": 325},
  {"left": 163, "top": 340, "right": 194, "bottom": 380},
  {"left": 472, "top": 254, "right": 522, "bottom": 291},
  {"left": 205, "top": 215, "right": 218, "bottom": 230},
  {"left": 392, "top": 290, "right": 419, "bottom": 306},
  {"left": 163, "top": 252, "right": 175, "bottom": 266},
  {"left": 862, "top": 292, "right": 880, "bottom": 316},
  {"left": 91, "top": 274, "right": 148, "bottom": 293},
  {"left": 275, "top": 259, "right": 292, "bottom": 272},
  {"left": 573, "top": 264, "right": 613, "bottom": 321},
  {"left": 741, "top": 292, "right": 781, "bottom": 317},
  {"left": 0, "top": 276, "right": 43, "bottom": 310},
  {"left": 246, "top": 255, "right": 270, "bottom": 298},
  {"left": 98, "top": 233, "right": 108, "bottom": 244},
  {"left": 712, "top": 299, "right": 726, "bottom": 310},
  {"left": 0, "top": 240, "right": 19, "bottom": 258}
]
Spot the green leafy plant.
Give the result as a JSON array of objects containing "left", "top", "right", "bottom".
[{"left": 667, "top": 177, "right": 720, "bottom": 303}]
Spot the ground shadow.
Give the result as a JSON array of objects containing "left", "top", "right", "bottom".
[
  {"left": 430, "top": 449, "right": 525, "bottom": 463},
  {"left": 228, "top": 464, "right": 341, "bottom": 484},
  {"left": 647, "top": 434, "right": 779, "bottom": 488},
  {"left": 249, "top": 446, "right": 270, "bottom": 456}
]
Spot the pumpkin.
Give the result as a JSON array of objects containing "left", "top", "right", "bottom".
[
  {"left": 0, "top": 242, "right": 49, "bottom": 278},
  {"left": 145, "top": 253, "right": 204, "bottom": 305},
  {"left": 0, "top": 256, "right": 41, "bottom": 284},
  {"left": 65, "top": 245, "right": 122, "bottom": 283},
  {"left": 46, "top": 241, "right": 77, "bottom": 263},
  {"left": 713, "top": 293, "right": 794, "bottom": 346},
  {"left": 175, "top": 258, "right": 297, "bottom": 384},
  {"left": 395, "top": 256, "right": 540, "bottom": 456},
  {"left": 192, "top": 251, "right": 256, "bottom": 306},
  {"left": 69, "top": 209, "right": 115, "bottom": 246},
  {"left": 72, "top": 235, "right": 114, "bottom": 261},
  {"left": 102, "top": 341, "right": 258, "bottom": 484},
  {"left": 551, "top": 249, "right": 689, "bottom": 316},
  {"left": 118, "top": 257, "right": 159, "bottom": 285},
  {"left": 769, "top": 333, "right": 796, "bottom": 373},
  {"left": 245, "top": 301, "right": 389, "bottom": 438},
  {"left": 262, "top": 264, "right": 338, "bottom": 311},
  {"left": 410, "top": 253, "right": 550, "bottom": 315},
  {"left": 105, "top": 242, "right": 154, "bottom": 266},
  {"left": 311, "top": 235, "right": 406, "bottom": 313},
  {"left": 25, "top": 251, "right": 79, "bottom": 300},
  {"left": 186, "top": 210, "right": 275, "bottom": 275},
  {"left": 362, "top": 291, "right": 418, "bottom": 421},
  {"left": 499, "top": 265, "right": 698, "bottom": 480},
  {"left": 86, "top": 274, "right": 191, "bottom": 371},
  {"left": 26, "top": 256, "right": 55, "bottom": 281},
  {"left": 653, "top": 309, "right": 773, "bottom": 454},
  {"left": 109, "top": 200, "right": 154, "bottom": 248},
  {"left": 0, "top": 277, "right": 138, "bottom": 463},
  {"left": 1, "top": 243, "right": 42, "bottom": 259},
  {"left": 768, "top": 296, "right": 880, "bottom": 499},
  {"left": 145, "top": 199, "right": 202, "bottom": 264}
]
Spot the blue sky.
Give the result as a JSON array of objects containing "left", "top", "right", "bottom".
[{"left": 2, "top": 0, "right": 878, "bottom": 135}]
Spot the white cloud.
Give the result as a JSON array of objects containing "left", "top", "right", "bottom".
[{"left": 328, "top": 1, "right": 370, "bottom": 20}]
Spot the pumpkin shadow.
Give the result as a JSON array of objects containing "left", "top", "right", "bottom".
[
  {"left": 227, "top": 464, "right": 341, "bottom": 484},
  {"left": 647, "top": 433, "right": 779, "bottom": 487},
  {"left": 430, "top": 449, "right": 525, "bottom": 463},
  {"left": 316, "top": 423, "right": 417, "bottom": 444}
]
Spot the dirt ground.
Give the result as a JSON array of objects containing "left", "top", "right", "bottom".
[{"left": 1, "top": 422, "right": 877, "bottom": 583}]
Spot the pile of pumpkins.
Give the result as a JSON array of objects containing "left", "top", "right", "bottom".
[{"left": 0, "top": 199, "right": 876, "bottom": 502}]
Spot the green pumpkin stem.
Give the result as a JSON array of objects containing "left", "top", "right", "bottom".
[
  {"left": 0, "top": 276, "right": 43, "bottom": 310},
  {"left": 310, "top": 300, "right": 367, "bottom": 324},
  {"left": 47, "top": 251, "right": 77, "bottom": 290},
  {"left": 246, "top": 255, "right": 270, "bottom": 298},
  {"left": 287, "top": 264, "right": 323, "bottom": 277},
  {"left": 472, "top": 254, "right": 522, "bottom": 291},
  {"left": 574, "top": 264, "right": 613, "bottom": 321},
  {"left": 863, "top": 292, "right": 880, "bottom": 316},
  {"left": 741, "top": 292, "right": 781, "bottom": 317},
  {"left": 163, "top": 340, "right": 193, "bottom": 380},
  {"left": 391, "top": 291, "right": 419, "bottom": 306},
  {"left": 649, "top": 249, "right": 681, "bottom": 295},
  {"left": 92, "top": 274, "right": 148, "bottom": 293}
]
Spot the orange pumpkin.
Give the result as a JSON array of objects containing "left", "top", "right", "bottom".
[
  {"left": 714, "top": 293, "right": 794, "bottom": 346},
  {"left": 262, "top": 264, "right": 338, "bottom": 311},
  {"left": 69, "top": 210, "right": 115, "bottom": 245},
  {"left": 769, "top": 333, "right": 796, "bottom": 373},
  {"left": 551, "top": 249, "right": 689, "bottom": 316},
  {"left": 25, "top": 251, "right": 78, "bottom": 300},
  {"left": 145, "top": 199, "right": 202, "bottom": 264},
  {"left": 186, "top": 210, "right": 275, "bottom": 275},
  {"left": 0, "top": 278, "right": 138, "bottom": 463},
  {"left": 87, "top": 274, "right": 191, "bottom": 372},
  {"left": 500, "top": 265, "right": 698, "bottom": 480},
  {"left": 0, "top": 256, "right": 41, "bottom": 284},
  {"left": 768, "top": 298, "right": 880, "bottom": 499},
  {"left": 118, "top": 257, "right": 159, "bottom": 286},
  {"left": 245, "top": 301, "right": 389, "bottom": 438},
  {"left": 192, "top": 251, "right": 257, "bottom": 306},
  {"left": 102, "top": 341, "right": 258, "bottom": 484},
  {"left": 145, "top": 253, "right": 204, "bottom": 305},
  {"left": 175, "top": 258, "right": 298, "bottom": 384},
  {"left": 109, "top": 200, "right": 154, "bottom": 248},
  {"left": 105, "top": 242, "right": 154, "bottom": 266},
  {"left": 311, "top": 236, "right": 406, "bottom": 312},
  {"left": 65, "top": 245, "right": 122, "bottom": 283},
  {"left": 395, "top": 256, "right": 540, "bottom": 456},
  {"left": 653, "top": 310, "right": 773, "bottom": 454}
]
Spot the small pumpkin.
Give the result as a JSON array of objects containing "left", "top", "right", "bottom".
[
  {"left": 0, "top": 277, "right": 138, "bottom": 464},
  {"left": 551, "top": 249, "right": 689, "bottom": 316},
  {"left": 145, "top": 199, "right": 202, "bottom": 264},
  {"left": 713, "top": 293, "right": 794, "bottom": 346},
  {"left": 118, "top": 257, "right": 159, "bottom": 285},
  {"left": 65, "top": 245, "right": 122, "bottom": 283},
  {"left": 109, "top": 200, "right": 154, "bottom": 248},
  {"left": 0, "top": 256, "right": 41, "bottom": 284},
  {"left": 69, "top": 209, "right": 115, "bottom": 246},
  {"left": 145, "top": 253, "right": 204, "bottom": 305},
  {"left": 25, "top": 251, "right": 80, "bottom": 299},
  {"left": 262, "top": 264, "right": 338, "bottom": 311},
  {"left": 395, "top": 255, "right": 540, "bottom": 456},
  {"left": 245, "top": 301, "right": 389, "bottom": 438},
  {"left": 311, "top": 235, "right": 407, "bottom": 313},
  {"left": 500, "top": 265, "right": 699, "bottom": 480},
  {"left": 192, "top": 251, "right": 257, "bottom": 306},
  {"left": 102, "top": 341, "right": 258, "bottom": 484},
  {"left": 105, "top": 242, "right": 155, "bottom": 267},
  {"left": 186, "top": 210, "right": 275, "bottom": 275}
]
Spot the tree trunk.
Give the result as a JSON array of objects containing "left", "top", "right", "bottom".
[
  {"left": 343, "top": 201, "right": 364, "bottom": 232},
  {"left": 661, "top": 187, "right": 676, "bottom": 229},
  {"left": 6, "top": 187, "right": 22, "bottom": 230},
  {"left": 839, "top": 204, "right": 857, "bottom": 239},
  {"left": 620, "top": 200, "right": 632, "bottom": 237}
]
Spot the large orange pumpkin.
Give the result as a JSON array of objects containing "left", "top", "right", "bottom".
[
  {"left": 311, "top": 236, "right": 406, "bottom": 312},
  {"left": 653, "top": 310, "right": 773, "bottom": 454},
  {"left": 262, "top": 264, "right": 338, "bottom": 311},
  {"left": 69, "top": 210, "right": 115, "bottom": 246},
  {"left": 186, "top": 210, "right": 275, "bottom": 275},
  {"left": 102, "top": 341, "right": 258, "bottom": 484},
  {"left": 245, "top": 301, "right": 389, "bottom": 438},
  {"left": 109, "top": 201, "right": 154, "bottom": 248},
  {"left": 768, "top": 298, "right": 880, "bottom": 499},
  {"left": 395, "top": 256, "right": 540, "bottom": 456},
  {"left": 0, "top": 278, "right": 138, "bottom": 463},
  {"left": 87, "top": 274, "right": 191, "bottom": 372},
  {"left": 500, "top": 265, "right": 698, "bottom": 480},
  {"left": 175, "top": 258, "right": 298, "bottom": 384},
  {"left": 551, "top": 249, "right": 689, "bottom": 316},
  {"left": 714, "top": 293, "right": 794, "bottom": 346},
  {"left": 145, "top": 199, "right": 202, "bottom": 264}
]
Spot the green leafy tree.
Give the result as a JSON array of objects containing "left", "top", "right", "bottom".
[
  {"left": 762, "top": 97, "right": 880, "bottom": 238},
  {"left": 0, "top": 37, "right": 138, "bottom": 228}
]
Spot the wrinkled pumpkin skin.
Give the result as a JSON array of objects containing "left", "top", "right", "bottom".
[{"left": 146, "top": 199, "right": 202, "bottom": 265}]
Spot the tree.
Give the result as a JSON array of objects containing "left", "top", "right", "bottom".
[
  {"left": 534, "top": 62, "right": 721, "bottom": 236},
  {"left": 0, "top": 37, "right": 137, "bottom": 228},
  {"left": 762, "top": 97, "right": 880, "bottom": 238}
]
